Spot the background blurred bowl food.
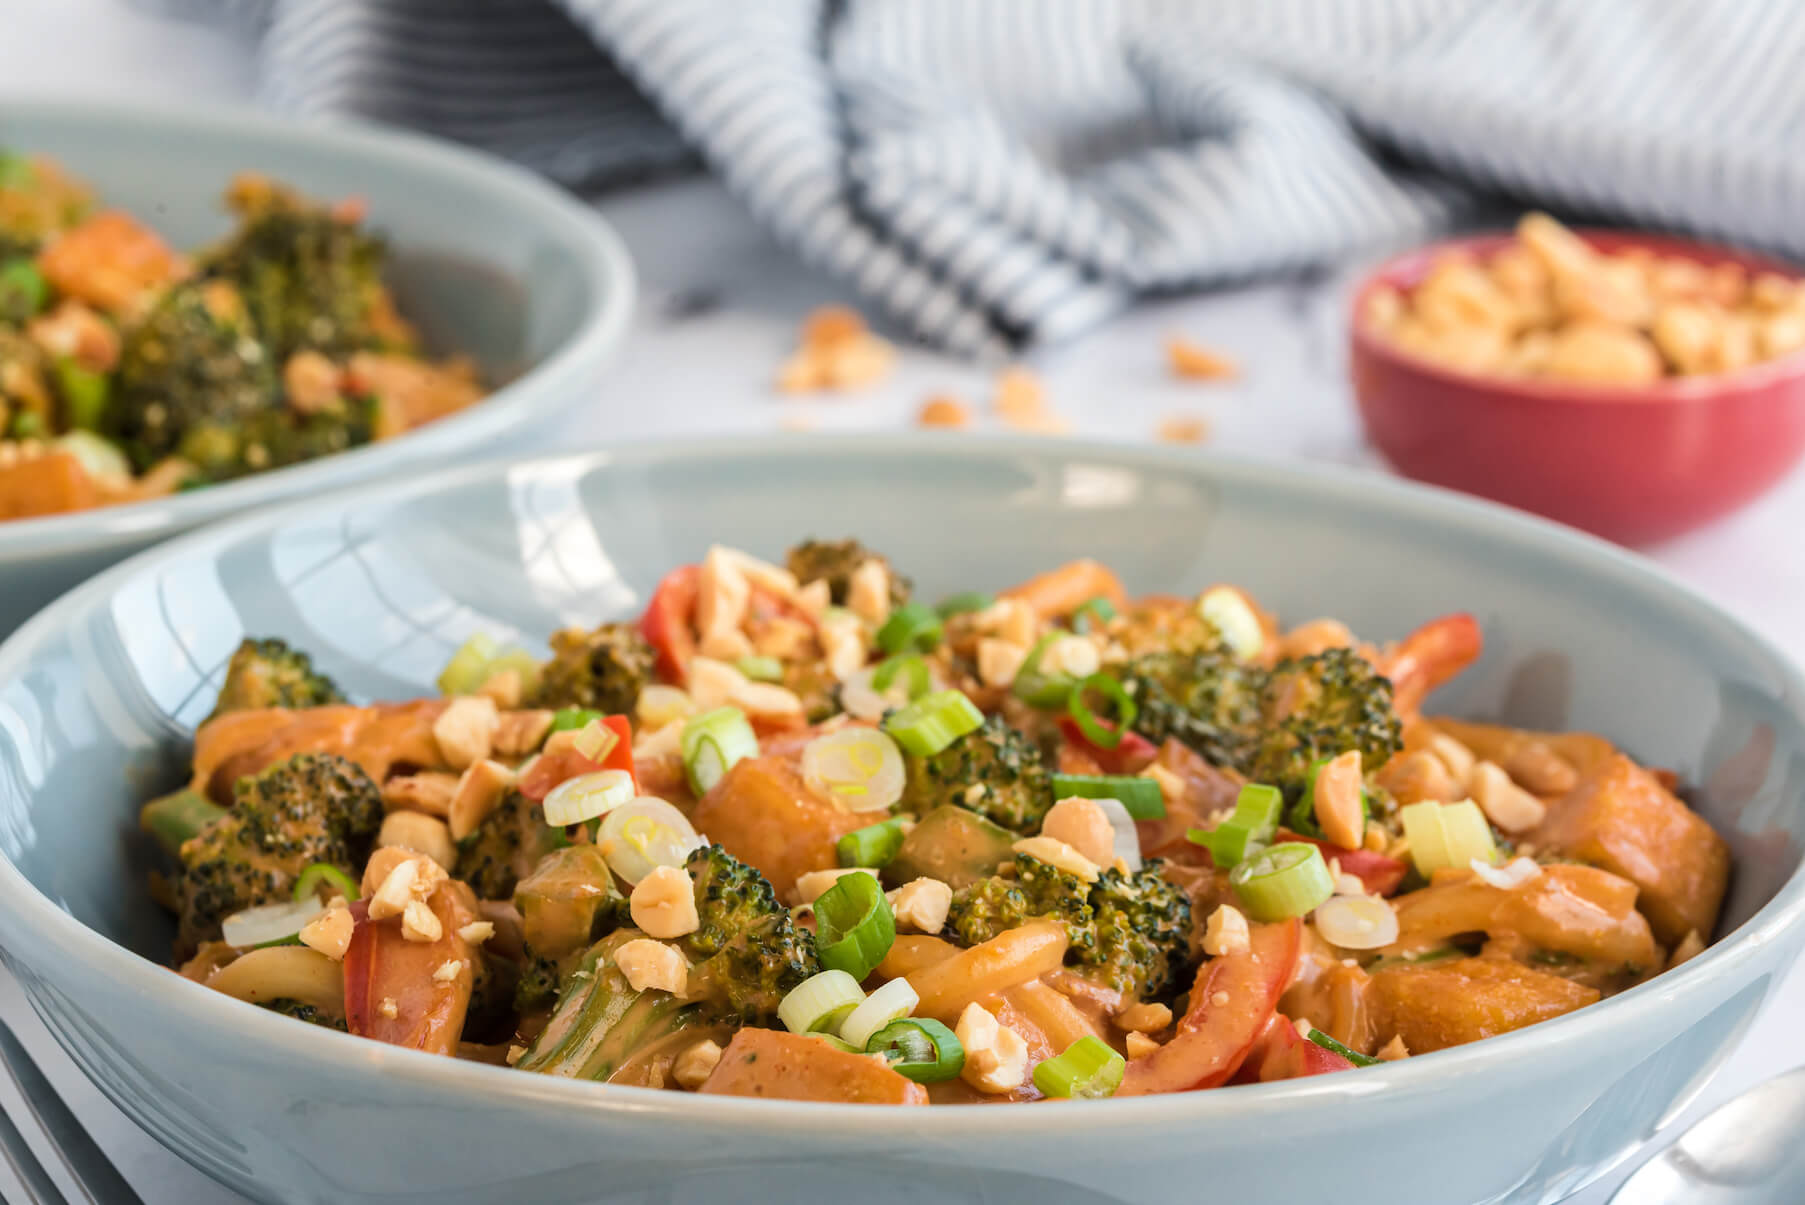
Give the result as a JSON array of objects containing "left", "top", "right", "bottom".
[
  {"left": 0, "top": 436, "right": 1800, "bottom": 1205},
  {"left": 0, "top": 98, "right": 634, "bottom": 634},
  {"left": 1350, "top": 229, "right": 1805, "bottom": 545}
]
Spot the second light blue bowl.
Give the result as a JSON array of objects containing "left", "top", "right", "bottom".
[{"left": 0, "top": 437, "right": 1801, "bottom": 1205}]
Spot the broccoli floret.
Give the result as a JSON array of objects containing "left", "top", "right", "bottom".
[
  {"left": 0, "top": 151, "right": 91, "bottom": 254},
  {"left": 1249, "top": 647, "right": 1402, "bottom": 794},
  {"left": 454, "top": 788, "right": 564, "bottom": 900},
  {"left": 682, "top": 844, "right": 819, "bottom": 1023},
  {"left": 207, "top": 636, "right": 345, "bottom": 720},
  {"left": 946, "top": 855, "right": 1192, "bottom": 1002},
  {"left": 1119, "top": 645, "right": 1264, "bottom": 769},
  {"left": 177, "top": 752, "right": 381, "bottom": 954},
  {"left": 190, "top": 395, "right": 378, "bottom": 480},
  {"left": 203, "top": 176, "right": 397, "bottom": 363},
  {"left": 514, "top": 951, "right": 563, "bottom": 1015},
  {"left": 528, "top": 622, "right": 656, "bottom": 715},
  {"left": 785, "top": 538, "right": 912, "bottom": 607},
  {"left": 902, "top": 714, "right": 1054, "bottom": 833},
  {"left": 259, "top": 997, "right": 348, "bottom": 1031},
  {"left": 110, "top": 279, "right": 278, "bottom": 471}
]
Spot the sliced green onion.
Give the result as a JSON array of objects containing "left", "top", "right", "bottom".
[
  {"left": 875, "top": 602, "right": 944, "bottom": 654},
  {"left": 1188, "top": 782, "right": 1284, "bottom": 869},
  {"left": 681, "top": 706, "right": 759, "bottom": 796},
  {"left": 1313, "top": 894, "right": 1399, "bottom": 950},
  {"left": 1032, "top": 1035, "right": 1127, "bottom": 1099},
  {"left": 803, "top": 727, "right": 906, "bottom": 813},
  {"left": 1199, "top": 586, "right": 1264, "bottom": 660},
  {"left": 50, "top": 359, "right": 109, "bottom": 432},
  {"left": 810, "top": 1033, "right": 866, "bottom": 1054},
  {"left": 0, "top": 258, "right": 47, "bottom": 319},
  {"left": 867, "top": 1017, "right": 965, "bottom": 1082},
  {"left": 568, "top": 718, "right": 620, "bottom": 764},
  {"left": 485, "top": 646, "right": 543, "bottom": 693},
  {"left": 549, "top": 707, "right": 604, "bottom": 735},
  {"left": 437, "top": 633, "right": 498, "bottom": 696},
  {"left": 0, "top": 153, "right": 32, "bottom": 188},
  {"left": 736, "top": 655, "right": 784, "bottom": 682},
  {"left": 935, "top": 591, "right": 994, "bottom": 619},
  {"left": 221, "top": 897, "right": 324, "bottom": 949},
  {"left": 1070, "top": 596, "right": 1117, "bottom": 634},
  {"left": 140, "top": 788, "right": 226, "bottom": 857},
  {"left": 1229, "top": 841, "right": 1335, "bottom": 922},
  {"left": 871, "top": 652, "right": 930, "bottom": 698},
  {"left": 1011, "top": 633, "right": 1077, "bottom": 709},
  {"left": 292, "top": 863, "right": 360, "bottom": 903},
  {"left": 1367, "top": 946, "right": 1463, "bottom": 973},
  {"left": 542, "top": 769, "right": 636, "bottom": 827},
  {"left": 1441, "top": 800, "right": 1500, "bottom": 869},
  {"left": 882, "top": 689, "right": 984, "bottom": 757},
  {"left": 837, "top": 817, "right": 910, "bottom": 868},
  {"left": 814, "top": 869, "right": 896, "bottom": 980},
  {"left": 1307, "top": 1027, "right": 1382, "bottom": 1068},
  {"left": 778, "top": 969, "right": 866, "bottom": 1034},
  {"left": 595, "top": 797, "right": 703, "bottom": 885},
  {"left": 1066, "top": 673, "right": 1136, "bottom": 750},
  {"left": 1399, "top": 800, "right": 1451, "bottom": 877},
  {"left": 837, "top": 976, "right": 920, "bottom": 1049},
  {"left": 1050, "top": 773, "right": 1165, "bottom": 821}
]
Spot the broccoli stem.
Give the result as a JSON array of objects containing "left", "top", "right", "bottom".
[{"left": 140, "top": 788, "right": 226, "bottom": 857}]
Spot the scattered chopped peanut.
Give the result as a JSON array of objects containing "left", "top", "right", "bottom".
[
  {"left": 1311, "top": 750, "right": 1366, "bottom": 851},
  {"left": 1000, "top": 408, "right": 1073, "bottom": 435},
  {"left": 918, "top": 396, "right": 973, "bottom": 429},
  {"left": 506, "top": 1044, "right": 526, "bottom": 1066},
  {"left": 1010, "top": 836, "right": 1101, "bottom": 882},
  {"left": 630, "top": 866, "right": 701, "bottom": 939},
  {"left": 1376, "top": 1035, "right": 1410, "bottom": 1061},
  {"left": 1125, "top": 1031, "right": 1161, "bottom": 1060},
  {"left": 1424, "top": 733, "right": 1476, "bottom": 791},
  {"left": 298, "top": 901, "right": 355, "bottom": 961},
  {"left": 776, "top": 306, "right": 896, "bottom": 393},
  {"left": 432, "top": 958, "right": 466, "bottom": 983},
  {"left": 1501, "top": 741, "right": 1578, "bottom": 796},
  {"left": 378, "top": 997, "right": 399, "bottom": 1021},
  {"left": 1202, "top": 904, "right": 1251, "bottom": 958},
  {"left": 377, "top": 810, "right": 456, "bottom": 872},
  {"left": 1115, "top": 1001, "right": 1172, "bottom": 1033},
  {"left": 1668, "top": 929, "right": 1706, "bottom": 970},
  {"left": 846, "top": 559, "right": 892, "bottom": 625},
  {"left": 976, "top": 637, "right": 1029, "bottom": 688},
  {"left": 1167, "top": 337, "right": 1238, "bottom": 380},
  {"left": 432, "top": 695, "right": 499, "bottom": 770},
  {"left": 1042, "top": 797, "right": 1115, "bottom": 869},
  {"left": 401, "top": 898, "right": 444, "bottom": 943},
  {"left": 1470, "top": 760, "right": 1547, "bottom": 833},
  {"left": 476, "top": 667, "right": 523, "bottom": 709},
  {"left": 447, "top": 758, "right": 515, "bottom": 842},
  {"left": 673, "top": 1038, "right": 725, "bottom": 1090},
  {"left": 615, "top": 939, "right": 689, "bottom": 995},
  {"left": 992, "top": 366, "right": 1046, "bottom": 417},
  {"left": 887, "top": 878, "right": 953, "bottom": 934},
  {"left": 1155, "top": 414, "right": 1211, "bottom": 444},
  {"left": 381, "top": 772, "right": 457, "bottom": 816},
  {"left": 794, "top": 866, "right": 879, "bottom": 905},
  {"left": 493, "top": 709, "right": 555, "bottom": 758},
  {"left": 282, "top": 350, "right": 343, "bottom": 415},
  {"left": 457, "top": 921, "right": 496, "bottom": 945},
  {"left": 366, "top": 850, "right": 446, "bottom": 919},
  {"left": 955, "top": 1002, "right": 1029, "bottom": 1095}
]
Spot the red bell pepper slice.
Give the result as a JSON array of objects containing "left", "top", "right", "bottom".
[
  {"left": 517, "top": 714, "right": 635, "bottom": 801},
  {"left": 640, "top": 565, "right": 701, "bottom": 684},
  {"left": 1274, "top": 828, "right": 1408, "bottom": 897},
  {"left": 1237, "top": 1013, "right": 1357, "bottom": 1083},
  {"left": 1118, "top": 917, "right": 1301, "bottom": 1095},
  {"left": 1056, "top": 715, "right": 1158, "bottom": 776},
  {"left": 343, "top": 894, "right": 475, "bottom": 1056}
]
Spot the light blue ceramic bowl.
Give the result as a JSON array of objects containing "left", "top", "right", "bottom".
[
  {"left": 0, "top": 97, "right": 634, "bottom": 635},
  {"left": 0, "top": 437, "right": 1801, "bottom": 1205}
]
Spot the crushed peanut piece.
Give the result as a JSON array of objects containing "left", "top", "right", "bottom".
[
  {"left": 378, "top": 997, "right": 399, "bottom": 1021},
  {"left": 992, "top": 366, "right": 1046, "bottom": 417},
  {"left": 1211, "top": 990, "right": 1231, "bottom": 1007},
  {"left": 506, "top": 1044, "right": 527, "bottom": 1066},
  {"left": 1167, "top": 337, "right": 1238, "bottom": 380},
  {"left": 457, "top": 921, "right": 496, "bottom": 945},
  {"left": 615, "top": 939, "right": 689, "bottom": 995},
  {"left": 1202, "top": 904, "right": 1251, "bottom": 958},
  {"left": 377, "top": 810, "right": 456, "bottom": 872},
  {"left": 1115, "top": 1001, "right": 1172, "bottom": 1033},
  {"left": 1125, "top": 1032, "right": 1161, "bottom": 1060},
  {"left": 494, "top": 709, "right": 555, "bottom": 758},
  {"left": 401, "top": 898, "right": 444, "bottom": 943},
  {"left": 1156, "top": 414, "right": 1211, "bottom": 444},
  {"left": 298, "top": 902, "right": 355, "bottom": 961},
  {"left": 1376, "top": 1035, "right": 1410, "bottom": 1061},
  {"left": 630, "top": 866, "right": 702, "bottom": 939},
  {"left": 887, "top": 878, "right": 953, "bottom": 934},
  {"left": 955, "top": 1002, "right": 1029, "bottom": 1095},
  {"left": 918, "top": 396, "right": 973, "bottom": 428},
  {"left": 448, "top": 758, "right": 515, "bottom": 842},
  {"left": 432, "top": 695, "right": 499, "bottom": 770},
  {"left": 381, "top": 772, "right": 457, "bottom": 817},
  {"left": 1010, "top": 836, "right": 1101, "bottom": 882},
  {"left": 776, "top": 306, "right": 896, "bottom": 393},
  {"left": 673, "top": 1038, "right": 725, "bottom": 1090},
  {"left": 1041, "top": 797, "right": 1115, "bottom": 869},
  {"left": 432, "top": 959, "right": 466, "bottom": 983},
  {"left": 794, "top": 866, "right": 879, "bottom": 905}
]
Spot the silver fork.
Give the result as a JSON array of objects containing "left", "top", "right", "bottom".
[{"left": 0, "top": 1014, "right": 142, "bottom": 1204}]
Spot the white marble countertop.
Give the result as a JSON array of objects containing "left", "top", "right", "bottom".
[{"left": 2, "top": 4, "right": 1803, "bottom": 1203}]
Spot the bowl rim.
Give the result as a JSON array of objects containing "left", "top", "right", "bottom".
[
  {"left": 0, "top": 94, "right": 636, "bottom": 563},
  {"left": 1349, "top": 226, "right": 1805, "bottom": 405},
  {"left": 2, "top": 433, "right": 1802, "bottom": 1133}
]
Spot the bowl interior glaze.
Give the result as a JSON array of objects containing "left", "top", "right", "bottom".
[{"left": 0, "top": 438, "right": 1801, "bottom": 1205}]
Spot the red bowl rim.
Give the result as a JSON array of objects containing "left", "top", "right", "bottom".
[{"left": 1350, "top": 228, "right": 1805, "bottom": 406}]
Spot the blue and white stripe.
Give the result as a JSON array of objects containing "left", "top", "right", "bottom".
[{"left": 143, "top": 0, "right": 1805, "bottom": 353}]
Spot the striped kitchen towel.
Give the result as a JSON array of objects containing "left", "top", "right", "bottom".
[{"left": 146, "top": 0, "right": 1805, "bottom": 355}]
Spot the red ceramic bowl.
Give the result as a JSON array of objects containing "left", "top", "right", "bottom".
[{"left": 1350, "top": 231, "right": 1805, "bottom": 545}]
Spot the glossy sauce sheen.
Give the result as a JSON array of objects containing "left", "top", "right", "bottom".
[{"left": 192, "top": 702, "right": 449, "bottom": 802}]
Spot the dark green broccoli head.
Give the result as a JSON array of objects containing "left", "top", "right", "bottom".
[
  {"left": 455, "top": 788, "right": 564, "bottom": 901},
  {"left": 110, "top": 279, "right": 278, "bottom": 471},
  {"left": 514, "top": 951, "right": 563, "bottom": 1015},
  {"left": 203, "top": 180, "right": 392, "bottom": 363},
  {"left": 785, "top": 538, "right": 912, "bottom": 606},
  {"left": 207, "top": 636, "right": 345, "bottom": 720},
  {"left": 1109, "top": 603, "right": 1222, "bottom": 659},
  {"left": 681, "top": 844, "right": 820, "bottom": 1023},
  {"left": 184, "top": 395, "right": 378, "bottom": 483},
  {"left": 259, "top": 998, "right": 347, "bottom": 1031},
  {"left": 902, "top": 714, "right": 1054, "bottom": 833},
  {"left": 1119, "top": 645, "right": 1264, "bottom": 769},
  {"left": 177, "top": 752, "right": 380, "bottom": 953},
  {"left": 529, "top": 622, "right": 656, "bottom": 715},
  {"left": 947, "top": 855, "right": 1192, "bottom": 1003},
  {"left": 1089, "top": 861, "right": 1192, "bottom": 1000},
  {"left": 1249, "top": 647, "right": 1402, "bottom": 794}
]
